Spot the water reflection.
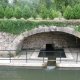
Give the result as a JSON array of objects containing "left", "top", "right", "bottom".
[{"left": 0, "top": 66, "right": 80, "bottom": 80}]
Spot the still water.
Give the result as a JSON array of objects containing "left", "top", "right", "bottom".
[{"left": 0, "top": 66, "right": 80, "bottom": 80}]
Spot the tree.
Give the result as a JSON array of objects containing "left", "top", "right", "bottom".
[
  {"left": 63, "top": 6, "right": 74, "bottom": 19},
  {"left": 32, "top": 9, "right": 37, "bottom": 19},
  {"left": 40, "top": 5, "right": 48, "bottom": 19},
  {"left": 22, "top": 5, "right": 31, "bottom": 19},
  {"left": 0, "top": 5, "right": 4, "bottom": 18},
  {"left": 54, "top": 0, "right": 80, "bottom": 15},
  {"left": 5, "top": 6, "right": 13, "bottom": 18},
  {"left": 43, "top": 0, "right": 54, "bottom": 9},
  {"left": 13, "top": 0, "right": 17, "bottom": 3},
  {"left": 73, "top": 4, "right": 80, "bottom": 19},
  {"left": 4, "top": 0, "right": 8, "bottom": 3},
  {"left": 0, "top": 0, "right": 7, "bottom": 9},
  {"left": 14, "top": 6, "right": 22, "bottom": 19},
  {"left": 49, "top": 9, "right": 59, "bottom": 19}
]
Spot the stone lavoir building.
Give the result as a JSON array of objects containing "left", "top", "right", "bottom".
[
  {"left": 0, "top": 26, "right": 80, "bottom": 57},
  {"left": 0, "top": 26, "right": 80, "bottom": 67}
]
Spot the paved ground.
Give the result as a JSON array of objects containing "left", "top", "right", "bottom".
[
  {"left": 0, "top": 49, "right": 48, "bottom": 67},
  {"left": 56, "top": 48, "right": 80, "bottom": 67},
  {"left": 0, "top": 48, "right": 80, "bottom": 67}
]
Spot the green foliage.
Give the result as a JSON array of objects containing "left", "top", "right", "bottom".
[
  {"left": 54, "top": 0, "right": 80, "bottom": 12},
  {"left": 4, "top": 0, "right": 8, "bottom": 3},
  {"left": 63, "top": 6, "right": 74, "bottom": 19},
  {"left": 0, "top": 0, "right": 9, "bottom": 9},
  {"left": 0, "top": 20, "right": 78, "bottom": 34},
  {"left": 74, "top": 26, "right": 80, "bottom": 32},
  {"left": 73, "top": 4, "right": 80, "bottom": 19},
  {"left": 32, "top": 9, "right": 37, "bottom": 19},
  {"left": 63, "top": 5, "right": 80, "bottom": 19},
  {"left": 0, "top": 5, "right": 4, "bottom": 18},
  {"left": 0, "top": 0, "right": 80, "bottom": 18},
  {"left": 14, "top": 6, "right": 22, "bottom": 19},
  {"left": 13, "top": 0, "right": 17, "bottom": 3},
  {"left": 40, "top": 5, "right": 48, "bottom": 19},
  {"left": 5, "top": 6, "right": 13, "bottom": 19},
  {"left": 22, "top": 5, "right": 31, "bottom": 19},
  {"left": 48, "top": 9, "right": 59, "bottom": 19}
]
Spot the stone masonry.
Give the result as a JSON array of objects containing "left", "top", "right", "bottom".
[
  {"left": 22, "top": 32, "right": 80, "bottom": 49},
  {"left": 0, "top": 26, "right": 80, "bottom": 57}
]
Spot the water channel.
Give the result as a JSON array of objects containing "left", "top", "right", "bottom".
[{"left": 0, "top": 66, "right": 80, "bottom": 80}]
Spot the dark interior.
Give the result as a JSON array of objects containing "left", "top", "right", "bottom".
[
  {"left": 39, "top": 44, "right": 66, "bottom": 66},
  {"left": 46, "top": 44, "right": 54, "bottom": 51}
]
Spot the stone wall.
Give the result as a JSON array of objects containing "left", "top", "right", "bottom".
[
  {"left": 0, "top": 26, "right": 80, "bottom": 57},
  {"left": 22, "top": 32, "right": 80, "bottom": 50},
  {"left": 0, "top": 32, "right": 16, "bottom": 57}
]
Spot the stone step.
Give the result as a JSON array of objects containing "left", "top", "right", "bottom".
[
  {"left": 68, "top": 48, "right": 80, "bottom": 60},
  {"left": 30, "top": 49, "right": 40, "bottom": 58},
  {"left": 0, "top": 63, "right": 47, "bottom": 67},
  {"left": 56, "top": 63, "right": 80, "bottom": 67},
  {"left": 28, "top": 57, "right": 48, "bottom": 63},
  {"left": 56, "top": 58, "right": 75, "bottom": 64},
  {"left": 64, "top": 48, "right": 74, "bottom": 59},
  {"left": 15, "top": 51, "right": 34, "bottom": 59}
]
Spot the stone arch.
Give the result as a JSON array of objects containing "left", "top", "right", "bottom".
[{"left": 12, "top": 26, "right": 80, "bottom": 51}]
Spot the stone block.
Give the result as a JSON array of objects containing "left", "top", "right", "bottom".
[
  {"left": 63, "top": 27, "right": 74, "bottom": 35},
  {"left": 37, "top": 27, "right": 45, "bottom": 33},
  {"left": 16, "top": 34, "right": 24, "bottom": 41},
  {"left": 44, "top": 26, "right": 50, "bottom": 32},
  {"left": 13, "top": 38, "right": 20, "bottom": 45},
  {"left": 23, "top": 31, "right": 28, "bottom": 37},
  {"left": 32, "top": 28, "right": 38, "bottom": 35},
  {"left": 49, "top": 26, "right": 56, "bottom": 31},
  {"left": 28, "top": 30, "right": 33, "bottom": 36},
  {"left": 56, "top": 27, "right": 63, "bottom": 32}
]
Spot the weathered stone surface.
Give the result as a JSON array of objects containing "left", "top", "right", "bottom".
[
  {"left": 56, "top": 27, "right": 63, "bottom": 32},
  {"left": 44, "top": 26, "right": 50, "bottom": 32},
  {"left": 63, "top": 27, "right": 74, "bottom": 35},
  {"left": 22, "top": 32, "right": 80, "bottom": 49},
  {"left": 28, "top": 30, "right": 33, "bottom": 36},
  {"left": 74, "top": 32, "right": 80, "bottom": 38},
  {"left": 17, "top": 34, "right": 24, "bottom": 41},
  {"left": 37, "top": 26, "right": 45, "bottom": 33},
  {"left": 0, "top": 26, "right": 80, "bottom": 57},
  {"left": 49, "top": 26, "right": 56, "bottom": 31},
  {"left": 31, "top": 28, "right": 38, "bottom": 35},
  {"left": 22, "top": 31, "right": 28, "bottom": 37}
]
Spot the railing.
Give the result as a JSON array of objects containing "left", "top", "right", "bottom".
[{"left": 0, "top": 50, "right": 80, "bottom": 63}]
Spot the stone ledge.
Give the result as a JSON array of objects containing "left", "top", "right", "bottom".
[
  {"left": 56, "top": 63, "right": 80, "bottom": 67},
  {"left": 0, "top": 63, "right": 47, "bottom": 67}
]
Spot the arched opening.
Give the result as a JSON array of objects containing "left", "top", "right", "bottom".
[
  {"left": 22, "top": 31, "right": 80, "bottom": 49},
  {"left": 21, "top": 31, "right": 80, "bottom": 66}
]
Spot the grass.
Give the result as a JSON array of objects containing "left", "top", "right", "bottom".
[
  {"left": 0, "top": 19, "right": 80, "bottom": 35},
  {"left": 74, "top": 26, "right": 80, "bottom": 32}
]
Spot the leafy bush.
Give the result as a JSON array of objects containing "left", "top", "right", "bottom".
[
  {"left": 0, "top": 20, "right": 78, "bottom": 34},
  {"left": 73, "top": 4, "right": 80, "bottom": 19},
  {"left": 48, "top": 9, "right": 59, "bottom": 19},
  {"left": 40, "top": 5, "right": 48, "bottom": 19},
  {"left": 63, "top": 6, "right": 74, "bottom": 19},
  {"left": 0, "top": 5, "right": 4, "bottom": 18},
  {"left": 32, "top": 9, "right": 37, "bottom": 19},
  {"left": 14, "top": 6, "right": 22, "bottom": 19},
  {"left": 22, "top": 5, "right": 31, "bottom": 19},
  {"left": 5, "top": 6, "right": 13, "bottom": 19}
]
